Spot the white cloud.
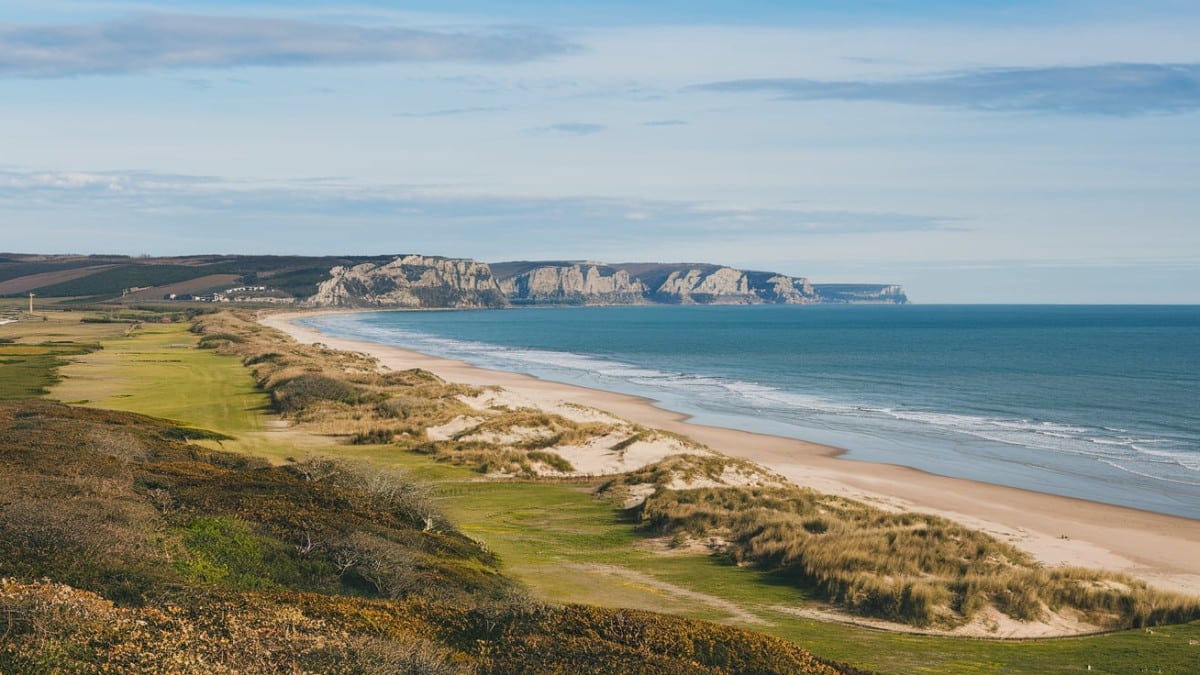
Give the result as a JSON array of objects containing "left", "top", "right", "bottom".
[
  {"left": 698, "top": 63, "right": 1200, "bottom": 115},
  {"left": 0, "top": 12, "right": 574, "bottom": 77}
]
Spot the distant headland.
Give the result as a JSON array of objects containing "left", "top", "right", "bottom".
[{"left": 0, "top": 253, "right": 907, "bottom": 308}]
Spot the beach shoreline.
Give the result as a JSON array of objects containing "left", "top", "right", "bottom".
[{"left": 260, "top": 308, "right": 1200, "bottom": 597}]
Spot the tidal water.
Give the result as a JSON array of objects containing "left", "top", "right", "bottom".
[{"left": 302, "top": 305, "right": 1200, "bottom": 519}]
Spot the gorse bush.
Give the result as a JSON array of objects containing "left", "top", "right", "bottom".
[{"left": 176, "top": 516, "right": 278, "bottom": 589}]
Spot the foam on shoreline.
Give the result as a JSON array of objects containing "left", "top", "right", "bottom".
[{"left": 260, "top": 309, "right": 1200, "bottom": 598}]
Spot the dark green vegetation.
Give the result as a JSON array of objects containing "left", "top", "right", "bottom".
[
  {"left": 33, "top": 264, "right": 221, "bottom": 297},
  {"left": 0, "top": 253, "right": 397, "bottom": 301},
  {"left": 0, "top": 339, "right": 98, "bottom": 398},
  {"left": 608, "top": 462, "right": 1200, "bottom": 628},
  {"left": 0, "top": 400, "right": 850, "bottom": 674}
]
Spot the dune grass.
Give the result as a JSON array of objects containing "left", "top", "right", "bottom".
[
  {"left": 603, "top": 473, "right": 1200, "bottom": 630},
  {"left": 431, "top": 473, "right": 1200, "bottom": 674},
  {"left": 23, "top": 308, "right": 1200, "bottom": 673}
]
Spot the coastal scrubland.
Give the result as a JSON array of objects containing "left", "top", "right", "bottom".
[
  {"left": 607, "top": 464, "right": 1199, "bottom": 629},
  {"left": 192, "top": 310, "right": 1200, "bottom": 634},
  {"left": 0, "top": 346, "right": 850, "bottom": 672},
  {"left": 4, "top": 307, "right": 1200, "bottom": 673}
]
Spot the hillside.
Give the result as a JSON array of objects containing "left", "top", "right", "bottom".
[
  {"left": 0, "top": 336, "right": 855, "bottom": 673},
  {"left": 1, "top": 253, "right": 907, "bottom": 307},
  {"left": 5, "top": 310, "right": 1200, "bottom": 673}
]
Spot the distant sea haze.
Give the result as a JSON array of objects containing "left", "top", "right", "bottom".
[{"left": 303, "top": 305, "right": 1200, "bottom": 519}]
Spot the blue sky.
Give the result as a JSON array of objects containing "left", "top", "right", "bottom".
[{"left": 1, "top": 1, "right": 1198, "bottom": 302}]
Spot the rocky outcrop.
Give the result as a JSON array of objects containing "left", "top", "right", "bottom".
[
  {"left": 655, "top": 267, "right": 754, "bottom": 304},
  {"left": 620, "top": 264, "right": 818, "bottom": 305},
  {"left": 493, "top": 262, "right": 820, "bottom": 306},
  {"left": 498, "top": 263, "right": 648, "bottom": 305},
  {"left": 307, "top": 255, "right": 507, "bottom": 308}
]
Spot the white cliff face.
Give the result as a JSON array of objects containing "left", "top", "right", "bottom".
[
  {"left": 500, "top": 264, "right": 648, "bottom": 304},
  {"left": 656, "top": 267, "right": 757, "bottom": 304},
  {"left": 308, "top": 256, "right": 888, "bottom": 307},
  {"left": 308, "top": 256, "right": 506, "bottom": 308},
  {"left": 764, "top": 275, "right": 817, "bottom": 304},
  {"left": 811, "top": 283, "right": 908, "bottom": 304}
]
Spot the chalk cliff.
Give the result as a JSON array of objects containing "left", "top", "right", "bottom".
[
  {"left": 308, "top": 255, "right": 507, "bottom": 308},
  {"left": 607, "top": 263, "right": 819, "bottom": 305},
  {"left": 495, "top": 262, "right": 648, "bottom": 305},
  {"left": 306, "top": 256, "right": 905, "bottom": 307},
  {"left": 811, "top": 284, "right": 908, "bottom": 304}
]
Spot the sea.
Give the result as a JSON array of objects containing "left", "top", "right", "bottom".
[{"left": 300, "top": 305, "right": 1200, "bottom": 519}]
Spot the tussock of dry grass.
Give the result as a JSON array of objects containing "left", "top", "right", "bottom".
[
  {"left": 609, "top": 457, "right": 1200, "bottom": 629},
  {"left": 193, "top": 312, "right": 615, "bottom": 476},
  {"left": 203, "top": 312, "right": 1200, "bottom": 632}
]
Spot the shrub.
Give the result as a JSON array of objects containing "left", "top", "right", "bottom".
[
  {"left": 176, "top": 516, "right": 273, "bottom": 589},
  {"left": 197, "top": 332, "right": 246, "bottom": 348},
  {"left": 271, "top": 374, "right": 370, "bottom": 413}
]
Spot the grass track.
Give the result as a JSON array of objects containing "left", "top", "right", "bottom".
[{"left": 30, "top": 314, "right": 1200, "bottom": 674}]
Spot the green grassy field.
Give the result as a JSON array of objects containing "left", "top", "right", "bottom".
[
  {"left": 18, "top": 313, "right": 1200, "bottom": 674},
  {"left": 0, "top": 312, "right": 129, "bottom": 398},
  {"left": 50, "top": 320, "right": 331, "bottom": 458}
]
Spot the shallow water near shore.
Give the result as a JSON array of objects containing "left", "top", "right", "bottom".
[{"left": 301, "top": 304, "right": 1200, "bottom": 519}]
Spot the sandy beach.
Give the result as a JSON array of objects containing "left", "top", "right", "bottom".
[{"left": 261, "top": 309, "right": 1200, "bottom": 599}]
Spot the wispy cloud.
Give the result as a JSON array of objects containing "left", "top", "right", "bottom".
[
  {"left": 0, "top": 168, "right": 959, "bottom": 254},
  {"left": 643, "top": 119, "right": 688, "bottom": 126},
  {"left": 0, "top": 13, "right": 575, "bottom": 77},
  {"left": 393, "top": 106, "right": 507, "bottom": 118},
  {"left": 697, "top": 63, "right": 1200, "bottom": 115},
  {"left": 529, "top": 122, "right": 607, "bottom": 136}
]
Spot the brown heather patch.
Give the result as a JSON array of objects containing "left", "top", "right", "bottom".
[{"left": 0, "top": 399, "right": 854, "bottom": 674}]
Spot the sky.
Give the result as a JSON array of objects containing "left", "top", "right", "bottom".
[{"left": 1, "top": 1, "right": 1198, "bottom": 302}]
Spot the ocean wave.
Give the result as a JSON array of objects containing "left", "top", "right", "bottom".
[{"left": 305, "top": 315, "right": 1200, "bottom": 486}]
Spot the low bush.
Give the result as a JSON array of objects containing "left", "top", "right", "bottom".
[
  {"left": 197, "top": 332, "right": 246, "bottom": 348},
  {"left": 271, "top": 373, "right": 373, "bottom": 413}
]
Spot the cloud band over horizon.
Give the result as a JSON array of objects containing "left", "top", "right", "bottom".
[
  {"left": 0, "top": 12, "right": 574, "bottom": 77},
  {"left": 698, "top": 63, "right": 1200, "bottom": 115},
  {"left": 0, "top": 167, "right": 959, "bottom": 255}
]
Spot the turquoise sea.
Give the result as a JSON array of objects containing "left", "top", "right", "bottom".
[{"left": 301, "top": 305, "right": 1200, "bottom": 519}]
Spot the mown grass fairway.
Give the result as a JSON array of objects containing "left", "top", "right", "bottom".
[
  {"left": 49, "top": 318, "right": 333, "bottom": 458},
  {"left": 24, "top": 312, "right": 1200, "bottom": 674},
  {"left": 0, "top": 311, "right": 127, "bottom": 398},
  {"left": 52, "top": 321, "right": 267, "bottom": 431}
]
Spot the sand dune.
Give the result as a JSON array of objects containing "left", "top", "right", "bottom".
[{"left": 261, "top": 310, "right": 1200, "bottom": 600}]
